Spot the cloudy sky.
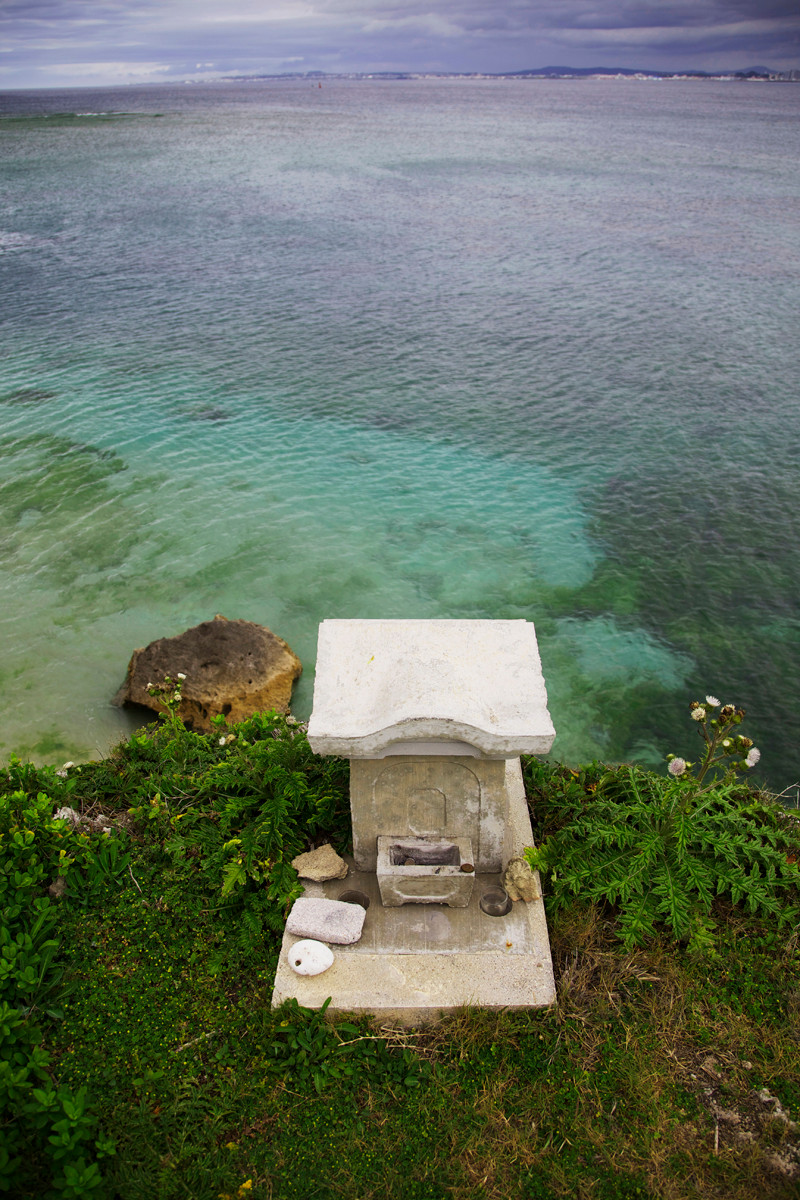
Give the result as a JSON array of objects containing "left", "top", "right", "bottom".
[{"left": 2, "top": 0, "right": 799, "bottom": 90}]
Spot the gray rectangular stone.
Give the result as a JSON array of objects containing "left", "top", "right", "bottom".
[{"left": 285, "top": 896, "right": 366, "bottom": 945}]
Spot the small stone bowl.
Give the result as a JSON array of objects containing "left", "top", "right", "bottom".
[
  {"left": 479, "top": 885, "right": 512, "bottom": 917},
  {"left": 338, "top": 888, "right": 371, "bottom": 911}
]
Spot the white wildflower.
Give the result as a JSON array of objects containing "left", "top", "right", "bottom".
[
  {"left": 691, "top": 707, "right": 706, "bottom": 721},
  {"left": 668, "top": 757, "right": 687, "bottom": 777},
  {"left": 219, "top": 736, "right": 227, "bottom": 746},
  {"left": 705, "top": 695, "right": 720, "bottom": 707},
  {"left": 745, "top": 747, "right": 761, "bottom": 767},
  {"left": 54, "top": 806, "right": 80, "bottom": 824},
  {"left": 177, "top": 672, "right": 186, "bottom": 680}
]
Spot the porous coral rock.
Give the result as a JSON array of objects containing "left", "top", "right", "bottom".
[
  {"left": 112, "top": 614, "right": 301, "bottom": 732},
  {"left": 54, "top": 806, "right": 80, "bottom": 826},
  {"left": 501, "top": 855, "right": 541, "bottom": 902},
  {"left": 291, "top": 843, "right": 348, "bottom": 882}
]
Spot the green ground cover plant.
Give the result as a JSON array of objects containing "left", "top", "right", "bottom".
[
  {"left": 523, "top": 699, "right": 800, "bottom": 955},
  {"left": 2, "top": 695, "right": 799, "bottom": 1199}
]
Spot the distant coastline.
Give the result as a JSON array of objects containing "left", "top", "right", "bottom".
[{"left": 219, "top": 65, "right": 800, "bottom": 84}]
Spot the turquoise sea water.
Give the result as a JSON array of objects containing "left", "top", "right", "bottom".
[{"left": 1, "top": 78, "right": 799, "bottom": 790}]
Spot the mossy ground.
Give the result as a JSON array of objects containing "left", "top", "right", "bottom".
[
  {"left": 44, "top": 892, "right": 800, "bottom": 1199},
  {"left": 3, "top": 720, "right": 799, "bottom": 1199}
]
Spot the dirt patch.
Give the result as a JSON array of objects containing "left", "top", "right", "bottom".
[{"left": 668, "top": 1044, "right": 800, "bottom": 1182}]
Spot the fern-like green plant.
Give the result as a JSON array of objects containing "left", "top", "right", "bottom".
[
  {"left": 184, "top": 713, "right": 349, "bottom": 907},
  {"left": 523, "top": 759, "right": 800, "bottom": 953},
  {"left": 118, "top": 708, "right": 353, "bottom": 922}
]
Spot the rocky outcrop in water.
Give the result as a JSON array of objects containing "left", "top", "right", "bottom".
[{"left": 113, "top": 615, "right": 302, "bottom": 732}]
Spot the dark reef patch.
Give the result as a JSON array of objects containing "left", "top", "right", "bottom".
[{"left": 0, "top": 388, "right": 57, "bottom": 405}]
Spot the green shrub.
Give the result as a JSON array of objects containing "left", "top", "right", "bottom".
[
  {"left": 3, "top": 684, "right": 800, "bottom": 1199},
  {"left": 267, "top": 998, "right": 433, "bottom": 1095},
  {"left": 523, "top": 758, "right": 800, "bottom": 952},
  {"left": 0, "top": 789, "right": 119, "bottom": 1197},
  {"left": 100, "top": 708, "right": 352, "bottom": 953}
]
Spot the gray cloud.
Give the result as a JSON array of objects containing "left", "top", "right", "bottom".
[{"left": 1, "top": 0, "right": 798, "bottom": 89}]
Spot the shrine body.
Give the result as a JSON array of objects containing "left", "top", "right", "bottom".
[{"left": 272, "top": 619, "right": 558, "bottom": 1022}]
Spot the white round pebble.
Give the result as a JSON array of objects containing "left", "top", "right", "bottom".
[{"left": 287, "top": 939, "right": 334, "bottom": 976}]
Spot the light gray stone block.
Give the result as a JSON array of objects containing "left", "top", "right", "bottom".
[
  {"left": 307, "top": 619, "right": 555, "bottom": 758},
  {"left": 286, "top": 897, "right": 366, "bottom": 945}
]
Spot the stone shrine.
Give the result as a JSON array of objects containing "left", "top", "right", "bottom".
[{"left": 271, "top": 618, "right": 557, "bottom": 1021}]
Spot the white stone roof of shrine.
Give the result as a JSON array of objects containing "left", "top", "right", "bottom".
[{"left": 306, "top": 618, "right": 556, "bottom": 758}]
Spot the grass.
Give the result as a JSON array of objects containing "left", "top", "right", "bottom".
[
  {"left": 2, "top": 712, "right": 799, "bottom": 1199},
  {"left": 48, "top": 895, "right": 800, "bottom": 1199}
]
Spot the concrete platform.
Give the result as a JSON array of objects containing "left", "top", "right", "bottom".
[{"left": 271, "top": 760, "right": 556, "bottom": 1023}]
